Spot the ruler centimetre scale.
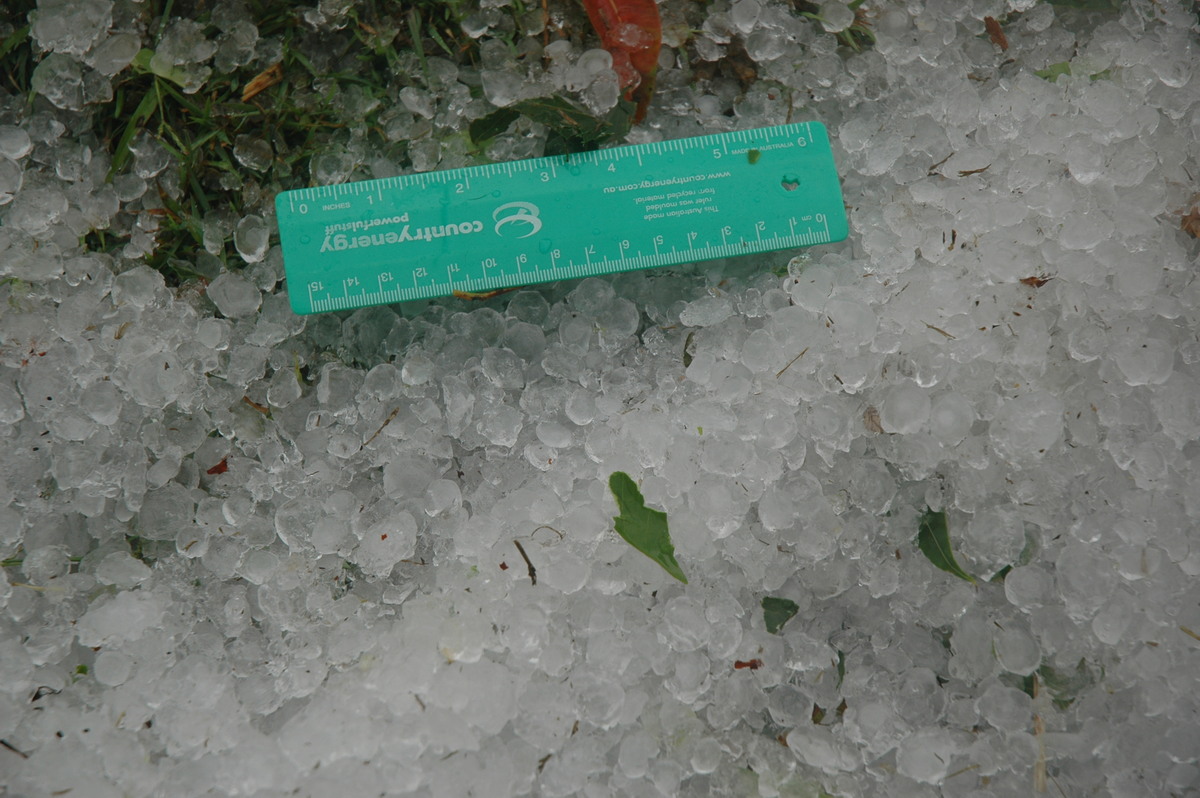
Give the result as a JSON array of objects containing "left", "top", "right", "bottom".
[{"left": 275, "top": 121, "right": 848, "bottom": 315}]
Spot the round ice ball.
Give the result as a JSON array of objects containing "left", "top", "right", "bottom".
[
  {"left": 94, "top": 650, "right": 134, "bottom": 687},
  {"left": 929, "top": 392, "right": 974, "bottom": 445},
  {"left": 1113, "top": 337, "right": 1174, "bottom": 386},
  {"left": 994, "top": 627, "right": 1041, "bottom": 675},
  {"left": 879, "top": 384, "right": 930, "bottom": 434},
  {"left": 234, "top": 214, "right": 269, "bottom": 263},
  {"left": 989, "top": 391, "right": 1063, "bottom": 465}
]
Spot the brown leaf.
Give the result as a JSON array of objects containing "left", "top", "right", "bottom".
[
  {"left": 206, "top": 457, "right": 229, "bottom": 475},
  {"left": 1020, "top": 276, "right": 1051, "bottom": 288},
  {"left": 1181, "top": 206, "right": 1200, "bottom": 238},
  {"left": 242, "top": 63, "right": 283, "bottom": 103},
  {"left": 984, "top": 17, "right": 1008, "bottom": 51}
]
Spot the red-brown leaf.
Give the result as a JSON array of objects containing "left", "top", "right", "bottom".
[
  {"left": 580, "top": 0, "right": 662, "bottom": 122},
  {"left": 1181, "top": 206, "right": 1200, "bottom": 238},
  {"left": 206, "top": 457, "right": 229, "bottom": 475},
  {"left": 242, "top": 62, "right": 283, "bottom": 103},
  {"left": 984, "top": 17, "right": 1008, "bottom": 51}
]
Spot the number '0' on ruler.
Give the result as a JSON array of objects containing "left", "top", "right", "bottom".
[{"left": 275, "top": 121, "right": 848, "bottom": 315}]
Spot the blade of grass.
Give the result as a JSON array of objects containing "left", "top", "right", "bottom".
[
  {"left": 186, "top": 170, "right": 211, "bottom": 214},
  {"left": 108, "top": 84, "right": 162, "bottom": 178},
  {"left": 427, "top": 24, "right": 455, "bottom": 57},
  {"left": 407, "top": 8, "right": 432, "bottom": 85},
  {"left": 152, "top": 0, "right": 176, "bottom": 46}
]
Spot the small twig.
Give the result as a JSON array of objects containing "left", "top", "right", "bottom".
[
  {"left": 946, "top": 763, "right": 981, "bottom": 780},
  {"left": 242, "top": 396, "right": 271, "bottom": 416},
  {"left": 530, "top": 525, "right": 564, "bottom": 542},
  {"left": 0, "top": 739, "right": 28, "bottom": 758},
  {"left": 452, "top": 286, "right": 521, "bottom": 301},
  {"left": 11, "top": 582, "right": 66, "bottom": 593},
  {"left": 923, "top": 321, "right": 956, "bottom": 339},
  {"left": 775, "top": 346, "right": 809, "bottom": 378},
  {"left": 1180, "top": 625, "right": 1200, "bottom": 642},
  {"left": 513, "top": 540, "right": 536, "bottom": 585},
  {"left": 1033, "top": 674, "right": 1047, "bottom": 793},
  {"left": 362, "top": 407, "right": 400, "bottom": 450},
  {"left": 31, "top": 686, "right": 60, "bottom": 702}
]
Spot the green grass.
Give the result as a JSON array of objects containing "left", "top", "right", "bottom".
[
  {"left": 69, "top": 0, "right": 483, "bottom": 283},
  {"left": 0, "top": 0, "right": 36, "bottom": 97},
  {"left": 6, "top": 0, "right": 881, "bottom": 289},
  {"left": 792, "top": 0, "right": 876, "bottom": 51}
]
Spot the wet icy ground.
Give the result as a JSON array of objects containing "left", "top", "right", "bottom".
[{"left": 2, "top": 0, "right": 1200, "bottom": 796}]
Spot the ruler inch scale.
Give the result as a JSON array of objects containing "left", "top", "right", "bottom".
[{"left": 276, "top": 121, "right": 847, "bottom": 315}]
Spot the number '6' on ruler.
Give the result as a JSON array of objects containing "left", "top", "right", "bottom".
[{"left": 275, "top": 121, "right": 848, "bottom": 315}]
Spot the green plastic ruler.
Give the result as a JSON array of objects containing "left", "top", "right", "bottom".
[{"left": 275, "top": 121, "right": 847, "bottom": 315}]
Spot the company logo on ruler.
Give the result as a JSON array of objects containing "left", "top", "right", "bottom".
[
  {"left": 493, "top": 202, "right": 542, "bottom": 238},
  {"left": 276, "top": 121, "right": 847, "bottom": 315}
]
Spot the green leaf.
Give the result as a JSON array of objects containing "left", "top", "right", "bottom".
[
  {"left": 130, "top": 48, "right": 193, "bottom": 89},
  {"left": 0, "top": 24, "right": 29, "bottom": 64},
  {"left": 609, "top": 471, "right": 687, "bottom": 583},
  {"left": 468, "top": 107, "right": 521, "bottom": 146},
  {"left": 916, "top": 508, "right": 975, "bottom": 583},
  {"left": 1034, "top": 61, "right": 1111, "bottom": 83},
  {"left": 762, "top": 596, "right": 799, "bottom": 634},
  {"left": 1038, "top": 658, "right": 1101, "bottom": 709},
  {"left": 1034, "top": 61, "right": 1073, "bottom": 81},
  {"left": 1004, "top": 658, "right": 1101, "bottom": 710},
  {"left": 469, "top": 96, "right": 635, "bottom": 155},
  {"left": 528, "top": 96, "right": 634, "bottom": 154}
]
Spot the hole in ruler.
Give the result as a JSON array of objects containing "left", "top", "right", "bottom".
[{"left": 781, "top": 174, "right": 800, "bottom": 192}]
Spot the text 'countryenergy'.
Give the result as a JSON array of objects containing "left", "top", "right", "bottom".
[{"left": 320, "top": 213, "right": 484, "bottom": 252}]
